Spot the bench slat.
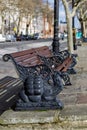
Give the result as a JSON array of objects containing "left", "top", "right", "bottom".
[
  {"left": 0, "top": 76, "right": 23, "bottom": 115},
  {"left": 10, "top": 47, "right": 52, "bottom": 67},
  {"left": 11, "top": 46, "right": 49, "bottom": 58},
  {"left": 18, "top": 57, "right": 41, "bottom": 66},
  {"left": 3, "top": 46, "right": 75, "bottom": 79},
  {"left": 15, "top": 52, "right": 37, "bottom": 62},
  {"left": 11, "top": 48, "right": 35, "bottom": 58},
  {"left": 55, "top": 58, "right": 72, "bottom": 71}
]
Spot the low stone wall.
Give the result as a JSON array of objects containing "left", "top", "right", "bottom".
[{"left": 0, "top": 104, "right": 87, "bottom": 130}]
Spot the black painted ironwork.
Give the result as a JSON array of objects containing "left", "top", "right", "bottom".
[
  {"left": 3, "top": 53, "right": 64, "bottom": 110},
  {"left": 16, "top": 71, "right": 64, "bottom": 110},
  {"left": 67, "top": 54, "right": 77, "bottom": 74},
  {"left": 72, "top": 0, "right": 77, "bottom": 50},
  {"left": 38, "top": 55, "right": 71, "bottom": 86},
  {"left": 3, "top": 46, "right": 77, "bottom": 110},
  {"left": 38, "top": 50, "right": 77, "bottom": 84}
]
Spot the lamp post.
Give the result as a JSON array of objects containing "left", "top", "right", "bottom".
[
  {"left": 9, "top": 0, "right": 11, "bottom": 34},
  {"left": 72, "top": 0, "right": 74, "bottom": 29},
  {"left": 52, "top": 0, "right": 60, "bottom": 54},
  {"left": 4, "top": 19, "right": 6, "bottom": 35},
  {"left": 9, "top": 12, "right": 10, "bottom": 34},
  {"left": 72, "top": 0, "right": 77, "bottom": 50}
]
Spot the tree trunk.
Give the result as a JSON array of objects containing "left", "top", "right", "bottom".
[
  {"left": 83, "top": 22, "right": 86, "bottom": 37},
  {"left": 81, "top": 21, "right": 84, "bottom": 38},
  {"left": 62, "top": 0, "right": 74, "bottom": 54},
  {"left": 26, "top": 24, "right": 28, "bottom": 35},
  {"left": 17, "top": 16, "right": 22, "bottom": 35},
  {"left": 25, "top": 15, "right": 31, "bottom": 35},
  {"left": 48, "top": 21, "right": 51, "bottom": 37},
  {"left": 43, "top": 16, "right": 46, "bottom": 38},
  {"left": 1, "top": 15, "right": 5, "bottom": 35},
  {"left": 67, "top": 16, "right": 74, "bottom": 53}
]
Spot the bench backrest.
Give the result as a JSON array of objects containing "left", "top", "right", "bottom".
[
  {"left": 0, "top": 76, "right": 23, "bottom": 114},
  {"left": 4, "top": 46, "right": 52, "bottom": 67},
  {"left": 3, "top": 46, "right": 74, "bottom": 78}
]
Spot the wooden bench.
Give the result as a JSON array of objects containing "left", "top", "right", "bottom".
[
  {"left": 3, "top": 46, "right": 77, "bottom": 85},
  {"left": 2, "top": 46, "right": 77, "bottom": 110},
  {"left": 0, "top": 76, "right": 23, "bottom": 115}
]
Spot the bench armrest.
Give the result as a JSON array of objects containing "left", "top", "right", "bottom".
[
  {"left": 3, "top": 54, "right": 11, "bottom": 62},
  {"left": 38, "top": 55, "right": 64, "bottom": 69},
  {"left": 58, "top": 50, "right": 70, "bottom": 59}
]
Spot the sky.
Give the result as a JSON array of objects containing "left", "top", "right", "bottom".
[
  {"left": 49, "top": 0, "right": 67, "bottom": 22},
  {"left": 48, "top": 0, "right": 81, "bottom": 28}
]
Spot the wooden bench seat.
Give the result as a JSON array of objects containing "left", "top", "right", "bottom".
[
  {"left": 3, "top": 46, "right": 75, "bottom": 71},
  {"left": 3, "top": 46, "right": 52, "bottom": 67},
  {"left": 3, "top": 46, "right": 77, "bottom": 85},
  {"left": 0, "top": 76, "right": 23, "bottom": 115}
]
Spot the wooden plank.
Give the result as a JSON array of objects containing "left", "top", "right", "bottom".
[
  {"left": 0, "top": 76, "right": 23, "bottom": 115},
  {"left": 55, "top": 58, "right": 72, "bottom": 72},
  {"left": 11, "top": 48, "right": 35, "bottom": 58},
  {"left": 15, "top": 52, "right": 37, "bottom": 62},
  {"left": 10, "top": 46, "right": 51, "bottom": 65},
  {"left": 11, "top": 46, "right": 49, "bottom": 58}
]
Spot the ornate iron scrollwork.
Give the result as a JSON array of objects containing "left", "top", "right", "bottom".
[
  {"left": 38, "top": 55, "right": 71, "bottom": 86},
  {"left": 3, "top": 49, "right": 77, "bottom": 111},
  {"left": 16, "top": 66, "right": 64, "bottom": 110}
]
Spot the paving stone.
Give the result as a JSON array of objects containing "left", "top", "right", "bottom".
[{"left": 76, "top": 93, "right": 87, "bottom": 104}]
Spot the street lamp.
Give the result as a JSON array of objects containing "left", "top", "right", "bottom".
[
  {"left": 4, "top": 19, "right": 6, "bottom": 35},
  {"left": 52, "top": 0, "right": 60, "bottom": 54},
  {"left": 72, "top": 0, "right": 77, "bottom": 50},
  {"left": 9, "top": 12, "right": 10, "bottom": 34},
  {"left": 8, "top": 0, "right": 11, "bottom": 34}
]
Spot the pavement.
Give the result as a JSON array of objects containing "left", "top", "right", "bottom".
[{"left": 0, "top": 41, "right": 87, "bottom": 129}]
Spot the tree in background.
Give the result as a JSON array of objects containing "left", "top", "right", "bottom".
[
  {"left": 62, "top": 0, "right": 87, "bottom": 53},
  {"left": 0, "top": 0, "right": 8, "bottom": 34},
  {"left": 39, "top": 0, "right": 54, "bottom": 38},
  {"left": 0, "top": 0, "right": 43, "bottom": 35},
  {"left": 76, "top": 3, "right": 87, "bottom": 38}
]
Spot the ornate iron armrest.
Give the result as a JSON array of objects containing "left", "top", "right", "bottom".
[
  {"left": 38, "top": 55, "right": 64, "bottom": 69},
  {"left": 59, "top": 50, "right": 78, "bottom": 59},
  {"left": 58, "top": 50, "right": 70, "bottom": 59}
]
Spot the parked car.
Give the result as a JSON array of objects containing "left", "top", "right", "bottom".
[
  {"left": 32, "top": 33, "right": 42, "bottom": 40},
  {"left": 27, "top": 35, "right": 33, "bottom": 40},
  {"left": 83, "top": 36, "right": 87, "bottom": 42},
  {"left": 58, "top": 32, "right": 64, "bottom": 40},
  {"left": 64, "top": 33, "right": 67, "bottom": 38},
  {"left": 21, "top": 35, "right": 32, "bottom": 40},
  {"left": 16, "top": 35, "right": 21, "bottom": 41},
  {"left": 5, "top": 34, "right": 16, "bottom": 42},
  {"left": 16, "top": 34, "right": 32, "bottom": 41},
  {"left": 0, "top": 34, "right": 6, "bottom": 42},
  {"left": 76, "top": 31, "right": 82, "bottom": 39}
]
